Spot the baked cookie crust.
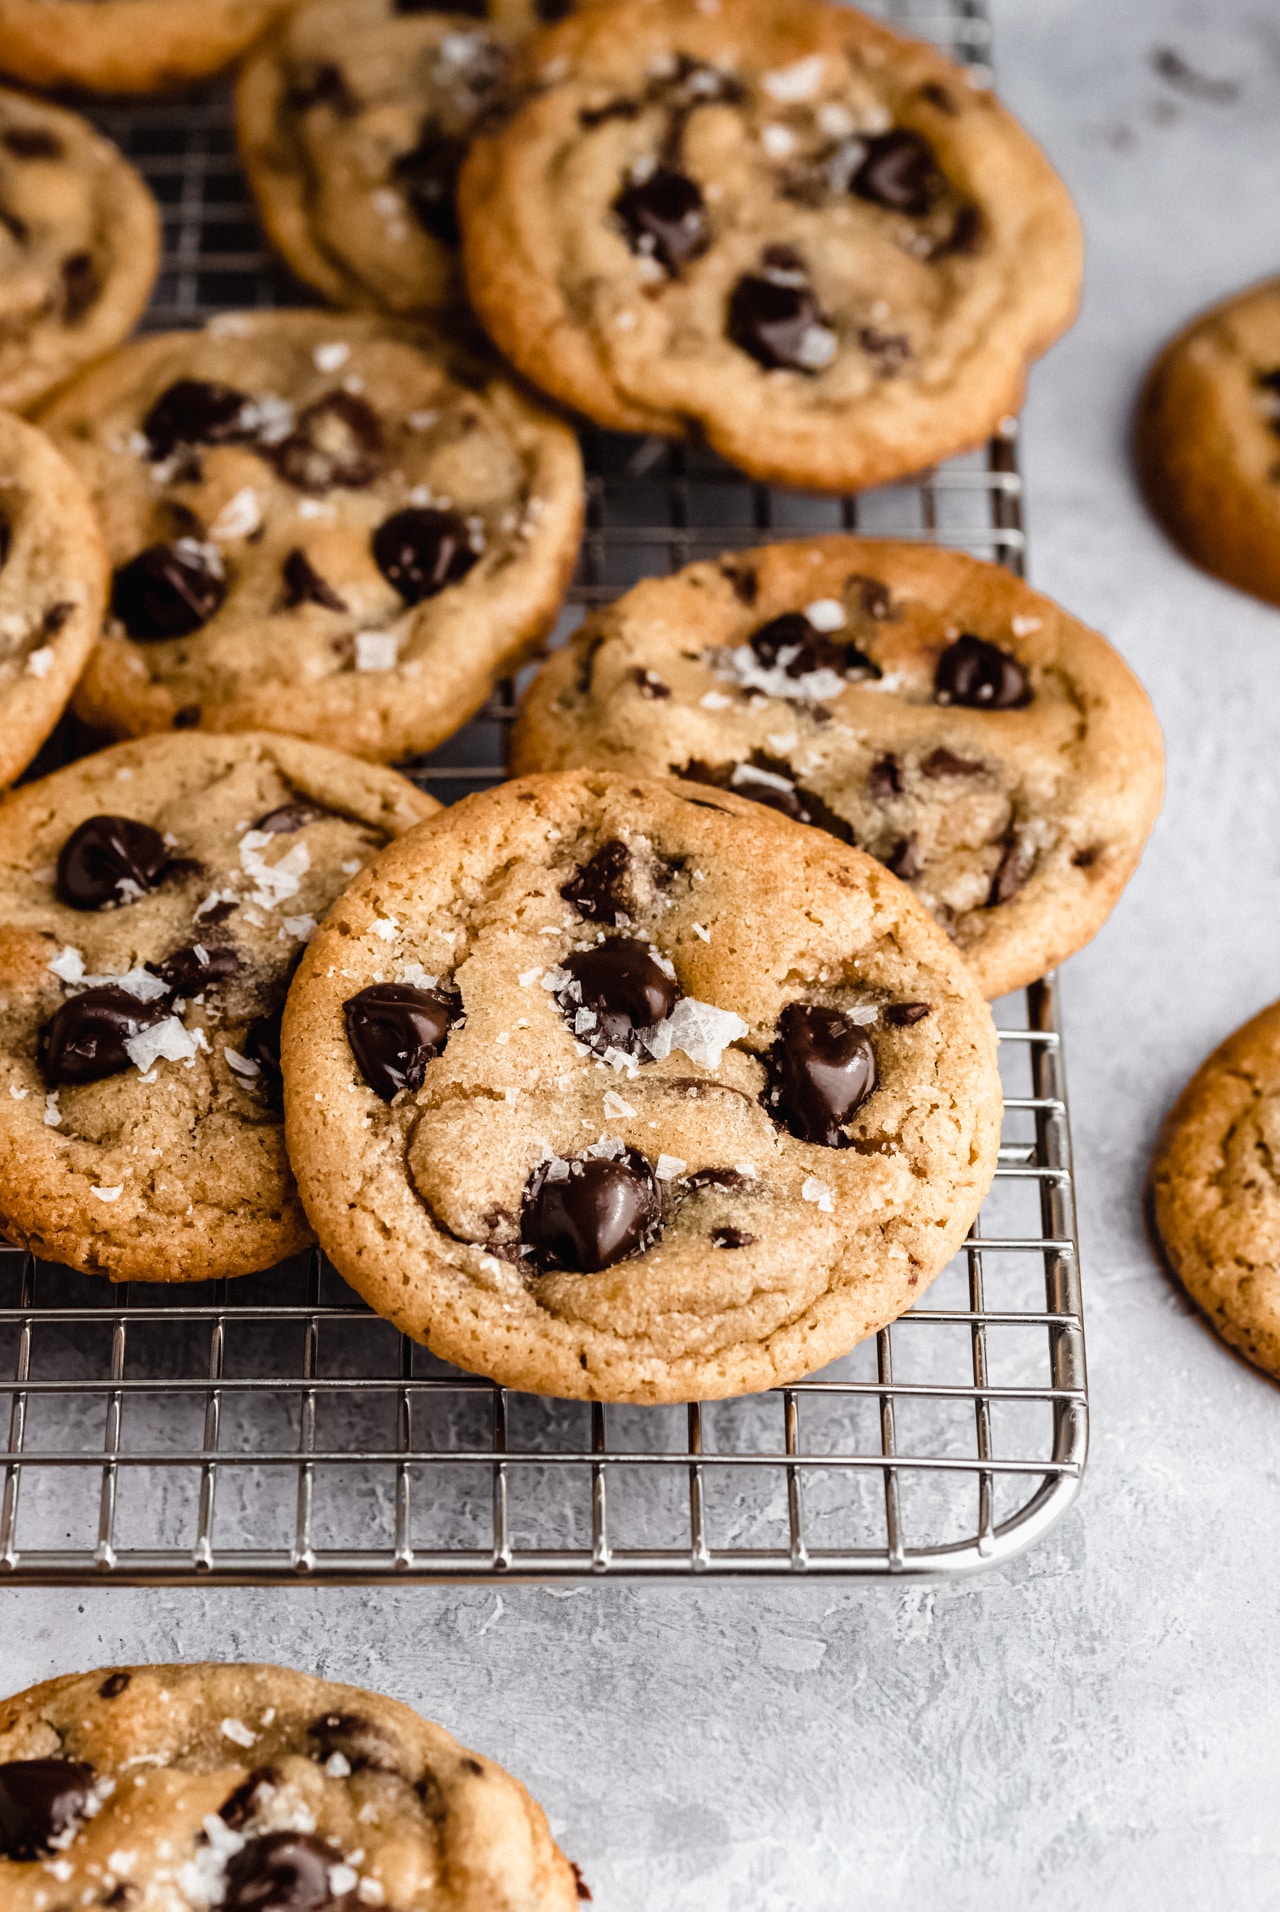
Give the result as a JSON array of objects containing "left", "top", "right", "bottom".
[
  {"left": 282, "top": 769, "right": 1002, "bottom": 1404},
  {"left": 0, "top": 0, "right": 293, "bottom": 94}
]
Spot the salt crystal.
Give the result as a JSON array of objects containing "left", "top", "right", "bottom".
[
  {"left": 9, "top": 1085, "right": 27, "bottom": 1100},
  {"left": 802, "top": 1176, "right": 834, "bottom": 1212},
  {"left": 761, "top": 123, "right": 795, "bottom": 157},
  {"left": 805, "top": 598, "right": 846, "bottom": 631},
  {"left": 221, "top": 1717, "right": 256, "bottom": 1747},
  {"left": 90, "top": 1185, "right": 123, "bottom": 1202},
  {"left": 125, "top": 1018, "right": 199, "bottom": 1072},
  {"left": 44, "top": 1092, "right": 61, "bottom": 1126},
  {"left": 225, "top": 1049, "right": 261, "bottom": 1079},
  {"left": 518, "top": 967, "right": 542, "bottom": 986},
  {"left": 655, "top": 1154, "right": 686, "bottom": 1181},
  {"left": 314, "top": 341, "right": 351, "bottom": 373},
  {"left": 372, "top": 915, "right": 397, "bottom": 942},
  {"left": 25, "top": 646, "right": 54, "bottom": 678},
  {"left": 646, "top": 998, "right": 747, "bottom": 1070},
  {"left": 762, "top": 54, "right": 825, "bottom": 101},
  {"left": 239, "top": 830, "right": 310, "bottom": 908},
  {"left": 603, "top": 1089, "right": 636, "bottom": 1119},
  {"left": 47, "top": 946, "right": 85, "bottom": 984},
  {"left": 355, "top": 631, "right": 399, "bottom": 673},
  {"left": 691, "top": 922, "right": 711, "bottom": 942},
  {"left": 324, "top": 1752, "right": 351, "bottom": 1778},
  {"left": 209, "top": 487, "right": 261, "bottom": 542},
  {"left": 398, "top": 963, "right": 438, "bottom": 988},
  {"left": 282, "top": 915, "right": 318, "bottom": 941},
  {"left": 699, "top": 691, "right": 732, "bottom": 710},
  {"left": 1010, "top": 615, "right": 1042, "bottom": 637}
]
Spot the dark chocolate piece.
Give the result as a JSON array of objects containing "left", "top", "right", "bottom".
[
  {"left": 393, "top": 128, "right": 468, "bottom": 247},
  {"left": 146, "top": 943, "right": 241, "bottom": 993},
  {"left": 614, "top": 167, "right": 710, "bottom": 274},
  {"left": 851, "top": 128, "right": 943, "bottom": 215},
  {"left": 372, "top": 507, "right": 477, "bottom": 603},
  {"left": 0, "top": 1759, "right": 96, "bottom": 1861},
  {"left": 221, "top": 1831, "right": 354, "bottom": 1912},
  {"left": 219, "top": 1768, "right": 280, "bottom": 1832},
  {"left": 934, "top": 633, "right": 1031, "bottom": 709},
  {"left": 988, "top": 833, "right": 1035, "bottom": 906},
  {"left": 142, "top": 379, "right": 251, "bottom": 461},
  {"left": 272, "top": 392, "right": 383, "bottom": 493},
  {"left": 343, "top": 982, "right": 459, "bottom": 1100},
  {"left": 920, "top": 746, "right": 985, "bottom": 779},
  {"left": 282, "top": 548, "right": 347, "bottom": 612},
  {"left": 111, "top": 541, "right": 226, "bottom": 640},
  {"left": 727, "top": 261, "right": 831, "bottom": 374},
  {"left": 41, "top": 986, "right": 173, "bottom": 1087},
  {"left": 0, "top": 127, "right": 62, "bottom": 160},
  {"left": 884, "top": 1002, "right": 930, "bottom": 1026},
  {"left": 56, "top": 815, "right": 169, "bottom": 910},
  {"left": 253, "top": 802, "right": 327, "bottom": 833},
  {"left": 562, "top": 938, "right": 677, "bottom": 1053},
  {"left": 560, "top": 839, "right": 631, "bottom": 922},
  {"left": 308, "top": 1711, "right": 404, "bottom": 1775},
  {"left": 748, "top": 611, "right": 878, "bottom": 682},
  {"left": 98, "top": 1672, "right": 131, "bottom": 1699},
  {"left": 522, "top": 1149, "right": 659, "bottom": 1273},
  {"left": 886, "top": 834, "right": 921, "bottom": 880},
  {"left": 866, "top": 754, "right": 902, "bottom": 801},
  {"left": 61, "top": 251, "right": 98, "bottom": 322},
  {"left": 711, "top": 1227, "right": 755, "bottom": 1249},
  {"left": 763, "top": 1002, "right": 877, "bottom": 1146}
]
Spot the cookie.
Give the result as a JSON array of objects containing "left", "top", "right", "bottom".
[
  {"left": 36, "top": 310, "right": 585, "bottom": 762},
  {"left": 0, "top": 0, "right": 295, "bottom": 94},
  {"left": 238, "top": 0, "right": 517, "bottom": 318},
  {"left": 0, "top": 87, "right": 160, "bottom": 415},
  {"left": 1137, "top": 276, "right": 1280, "bottom": 608},
  {"left": 1150, "top": 1000, "right": 1280, "bottom": 1382},
  {"left": 0, "top": 408, "right": 109, "bottom": 788},
  {"left": 0, "top": 731, "right": 435, "bottom": 1283},
  {"left": 0, "top": 1661, "right": 581, "bottom": 1910},
  {"left": 281, "top": 769, "right": 1002, "bottom": 1403},
  {"left": 458, "top": 0, "right": 1082, "bottom": 491},
  {"left": 512, "top": 538, "right": 1165, "bottom": 1001}
]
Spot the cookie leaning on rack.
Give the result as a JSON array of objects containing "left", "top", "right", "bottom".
[
  {"left": 282, "top": 770, "right": 1002, "bottom": 1404},
  {"left": 0, "top": 1662, "right": 583, "bottom": 1909},
  {"left": 37, "top": 311, "right": 584, "bottom": 762},
  {"left": 511, "top": 537, "right": 1165, "bottom": 1000},
  {"left": 0, "top": 732, "right": 436, "bottom": 1284}
]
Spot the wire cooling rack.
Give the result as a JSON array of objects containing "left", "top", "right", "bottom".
[{"left": 0, "top": 0, "right": 1087, "bottom": 1582}]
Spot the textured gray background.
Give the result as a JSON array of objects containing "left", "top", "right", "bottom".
[{"left": 5, "top": 0, "right": 1280, "bottom": 1903}]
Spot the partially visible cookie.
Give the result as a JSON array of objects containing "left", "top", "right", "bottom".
[
  {"left": 0, "top": 731, "right": 435, "bottom": 1283},
  {"left": 0, "top": 408, "right": 108, "bottom": 787},
  {"left": 0, "top": 0, "right": 293, "bottom": 94},
  {"left": 1151, "top": 1000, "right": 1280, "bottom": 1382},
  {"left": 238, "top": 0, "right": 518, "bottom": 317},
  {"left": 0, "top": 87, "right": 160, "bottom": 414},
  {"left": 282, "top": 769, "right": 1002, "bottom": 1404},
  {"left": 512, "top": 538, "right": 1164, "bottom": 1000},
  {"left": 0, "top": 1662, "right": 581, "bottom": 1910},
  {"left": 459, "top": 0, "right": 1081, "bottom": 490},
  {"left": 37, "top": 311, "right": 584, "bottom": 762},
  {"left": 1137, "top": 276, "right": 1280, "bottom": 608}
]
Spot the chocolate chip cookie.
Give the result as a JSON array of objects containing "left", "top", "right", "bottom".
[
  {"left": 511, "top": 538, "right": 1165, "bottom": 1001},
  {"left": 0, "top": 87, "right": 160, "bottom": 414},
  {"left": 0, "top": 731, "right": 435, "bottom": 1283},
  {"left": 1137, "top": 276, "right": 1280, "bottom": 608},
  {"left": 1150, "top": 999, "right": 1280, "bottom": 1382},
  {"left": 36, "top": 311, "right": 584, "bottom": 761},
  {"left": 0, "top": 0, "right": 294, "bottom": 94},
  {"left": 0, "top": 1662, "right": 581, "bottom": 1910},
  {"left": 282, "top": 770, "right": 1002, "bottom": 1403},
  {"left": 238, "top": 0, "right": 518, "bottom": 318},
  {"left": 458, "top": 0, "right": 1082, "bottom": 490},
  {"left": 0, "top": 408, "right": 108, "bottom": 789}
]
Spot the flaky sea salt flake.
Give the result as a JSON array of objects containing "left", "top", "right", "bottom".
[{"left": 645, "top": 998, "right": 747, "bottom": 1070}]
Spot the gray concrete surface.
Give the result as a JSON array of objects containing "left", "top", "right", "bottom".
[{"left": 5, "top": 0, "right": 1280, "bottom": 1903}]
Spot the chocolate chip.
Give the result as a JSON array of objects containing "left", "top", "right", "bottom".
[
  {"left": 858, "top": 326, "right": 910, "bottom": 374},
  {"left": 219, "top": 1768, "right": 280, "bottom": 1831},
  {"left": 372, "top": 506, "right": 477, "bottom": 603},
  {"left": 287, "top": 61, "right": 359, "bottom": 115},
  {"left": 199, "top": 898, "right": 238, "bottom": 926},
  {"left": 41, "top": 600, "right": 74, "bottom": 636},
  {"left": 41, "top": 986, "right": 172, "bottom": 1086},
  {"left": 712, "top": 1227, "right": 755, "bottom": 1249},
  {"left": 579, "top": 97, "right": 641, "bottom": 128},
  {"left": 522, "top": 1149, "right": 660, "bottom": 1273},
  {"left": 763, "top": 1003, "right": 877, "bottom": 1146},
  {"left": 0, "top": 512, "right": 9, "bottom": 571},
  {"left": 561, "top": 839, "right": 631, "bottom": 922},
  {"left": 727, "top": 266, "right": 833, "bottom": 373},
  {"left": 174, "top": 704, "right": 203, "bottom": 729},
  {"left": 988, "top": 833, "right": 1035, "bottom": 906},
  {"left": 678, "top": 760, "right": 855, "bottom": 844},
  {"left": 280, "top": 547, "right": 347, "bottom": 614},
  {"left": 147, "top": 943, "right": 241, "bottom": 992},
  {"left": 920, "top": 746, "right": 985, "bottom": 778},
  {"left": 867, "top": 754, "right": 902, "bottom": 801},
  {"left": 562, "top": 939, "right": 677, "bottom": 1055},
  {"left": 932, "top": 203, "right": 983, "bottom": 257},
  {"left": 847, "top": 573, "right": 893, "bottom": 620},
  {"left": 919, "top": 81, "right": 959, "bottom": 115},
  {"left": 748, "top": 612, "right": 879, "bottom": 682},
  {"left": 886, "top": 834, "right": 921, "bottom": 879},
  {"left": 254, "top": 802, "right": 327, "bottom": 833},
  {"left": 142, "top": 379, "right": 252, "bottom": 461},
  {"left": 614, "top": 167, "right": 710, "bottom": 274},
  {"left": 98, "top": 1671, "right": 131, "bottom": 1699},
  {"left": 393, "top": 128, "right": 468, "bottom": 247},
  {"left": 1, "top": 127, "right": 62, "bottom": 159},
  {"left": 111, "top": 541, "right": 226, "bottom": 640},
  {"left": 106, "top": 1887, "right": 139, "bottom": 1908},
  {"left": 57, "top": 815, "right": 169, "bottom": 910},
  {"left": 309, "top": 1712, "right": 404, "bottom": 1774},
  {"left": 273, "top": 392, "right": 383, "bottom": 493},
  {"left": 935, "top": 634, "right": 1031, "bottom": 709},
  {"left": 633, "top": 667, "right": 671, "bottom": 698},
  {"left": 851, "top": 129, "right": 943, "bottom": 215},
  {"left": 685, "top": 1167, "right": 755, "bottom": 1191},
  {"left": 538, "top": 0, "right": 574, "bottom": 19},
  {"left": 0, "top": 1760, "right": 96, "bottom": 1861},
  {"left": 61, "top": 251, "right": 98, "bottom": 322},
  {"left": 720, "top": 561, "right": 758, "bottom": 604},
  {"left": 884, "top": 1002, "right": 930, "bottom": 1026},
  {"left": 221, "top": 1831, "right": 354, "bottom": 1912},
  {"left": 571, "top": 1862, "right": 594, "bottom": 1903},
  {"left": 1072, "top": 845, "right": 1099, "bottom": 869},
  {"left": 343, "top": 982, "right": 459, "bottom": 1100},
  {"left": 245, "top": 1004, "right": 285, "bottom": 1103}
]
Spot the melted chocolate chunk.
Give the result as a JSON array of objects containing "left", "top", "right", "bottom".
[
  {"left": 61, "top": 251, "right": 98, "bottom": 322},
  {"left": 309, "top": 1711, "right": 404, "bottom": 1774},
  {"left": 98, "top": 1671, "right": 131, "bottom": 1699},
  {"left": 685, "top": 1167, "right": 754, "bottom": 1192},
  {"left": 147, "top": 943, "right": 241, "bottom": 992},
  {"left": 562, "top": 939, "right": 677, "bottom": 1053},
  {"left": 933, "top": 203, "right": 983, "bottom": 257},
  {"left": 142, "top": 378, "right": 251, "bottom": 461},
  {"left": 343, "top": 982, "right": 459, "bottom": 1100},
  {"left": 372, "top": 506, "right": 477, "bottom": 603},
  {"left": 614, "top": 167, "right": 710, "bottom": 274},
  {"left": 886, "top": 834, "right": 921, "bottom": 879},
  {"left": 580, "top": 97, "right": 641, "bottom": 128},
  {"left": 111, "top": 541, "right": 226, "bottom": 640},
  {"left": 393, "top": 128, "right": 468, "bottom": 246},
  {"left": 678, "top": 759, "right": 855, "bottom": 844},
  {"left": 712, "top": 1227, "right": 755, "bottom": 1249},
  {"left": 763, "top": 1003, "right": 877, "bottom": 1146},
  {"left": 851, "top": 129, "right": 943, "bottom": 215},
  {"left": 867, "top": 753, "right": 903, "bottom": 801},
  {"left": 42, "top": 600, "right": 74, "bottom": 636},
  {"left": 0, "top": 1760, "right": 96, "bottom": 1861},
  {"left": 934, "top": 634, "right": 1031, "bottom": 709},
  {"left": 1, "top": 126, "right": 62, "bottom": 160},
  {"left": 920, "top": 745, "right": 985, "bottom": 778},
  {"left": 884, "top": 1001, "right": 930, "bottom": 1026},
  {"left": 221, "top": 1831, "right": 353, "bottom": 1912},
  {"left": 727, "top": 264, "right": 832, "bottom": 374},
  {"left": 848, "top": 573, "right": 893, "bottom": 620},
  {"left": 288, "top": 61, "right": 359, "bottom": 115},
  {"left": 245, "top": 1005, "right": 285, "bottom": 1103},
  {"left": 281, "top": 547, "right": 347, "bottom": 613},
  {"left": 561, "top": 839, "right": 631, "bottom": 922},
  {"left": 41, "top": 986, "right": 173, "bottom": 1086},
  {"left": 748, "top": 612, "right": 878, "bottom": 681},
  {"left": 720, "top": 561, "right": 758, "bottom": 604},
  {"left": 219, "top": 1768, "right": 280, "bottom": 1832},
  {"left": 0, "top": 512, "right": 9, "bottom": 572},
  {"left": 634, "top": 666, "right": 671, "bottom": 698},
  {"left": 254, "top": 802, "right": 327, "bottom": 833},
  {"left": 57, "top": 815, "right": 169, "bottom": 910},
  {"left": 538, "top": 0, "right": 574, "bottom": 18},
  {"left": 522, "top": 1149, "right": 659, "bottom": 1273},
  {"left": 273, "top": 391, "right": 383, "bottom": 493},
  {"left": 988, "top": 833, "right": 1035, "bottom": 906}
]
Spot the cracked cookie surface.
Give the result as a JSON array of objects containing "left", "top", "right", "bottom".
[
  {"left": 1137, "top": 275, "right": 1280, "bottom": 608},
  {"left": 0, "top": 86, "right": 159, "bottom": 413},
  {"left": 37, "top": 310, "right": 584, "bottom": 762},
  {"left": 459, "top": 0, "right": 1081, "bottom": 491},
  {"left": 1151, "top": 999, "right": 1280, "bottom": 1382},
  {"left": 0, "top": 731, "right": 435, "bottom": 1282},
  {"left": 282, "top": 769, "right": 1002, "bottom": 1403},
  {"left": 0, "top": 1661, "right": 580, "bottom": 1910},
  {"left": 0, "top": 0, "right": 296, "bottom": 94},
  {"left": 512, "top": 538, "right": 1165, "bottom": 1000},
  {"left": 0, "top": 408, "right": 108, "bottom": 788}
]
